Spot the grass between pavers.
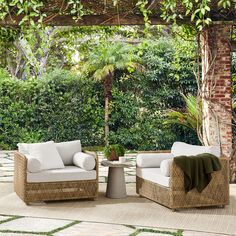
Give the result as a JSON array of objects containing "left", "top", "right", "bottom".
[
  {"left": 0, "top": 220, "right": 80, "bottom": 235},
  {"left": 47, "top": 220, "right": 80, "bottom": 235},
  {"left": 129, "top": 228, "right": 184, "bottom": 236},
  {"left": 0, "top": 215, "right": 23, "bottom": 225},
  {"left": 0, "top": 215, "right": 184, "bottom": 236}
]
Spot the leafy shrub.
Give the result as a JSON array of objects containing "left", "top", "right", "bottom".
[
  {"left": 0, "top": 69, "right": 104, "bottom": 149},
  {"left": 104, "top": 144, "right": 125, "bottom": 159}
]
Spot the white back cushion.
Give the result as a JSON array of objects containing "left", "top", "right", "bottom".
[
  {"left": 17, "top": 141, "right": 52, "bottom": 155},
  {"left": 171, "top": 142, "right": 221, "bottom": 158},
  {"left": 160, "top": 159, "right": 173, "bottom": 177},
  {"left": 73, "top": 152, "right": 96, "bottom": 171},
  {"left": 55, "top": 140, "right": 82, "bottom": 165},
  {"left": 17, "top": 143, "right": 30, "bottom": 155},
  {"left": 136, "top": 153, "right": 174, "bottom": 168},
  {"left": 27, "top": 141, "right": 65, "bottom": 170}
]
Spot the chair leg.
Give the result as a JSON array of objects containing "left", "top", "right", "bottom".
[{"left": 171, "top": 208, "right": 179, "bottom": 212}]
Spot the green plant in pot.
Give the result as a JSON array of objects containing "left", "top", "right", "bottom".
[{"left": 104, "top": 144, "right": 125, "bottom": 161}]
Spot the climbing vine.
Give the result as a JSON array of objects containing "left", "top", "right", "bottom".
[
  {"left": 136, "top": 0, "right": 151, "bottom": 35},
  {"left": 66, "top": 0, "right": 85, "bottom": 21},
  {"left": 0, "top": 0, "right": 45, "bottom": 26},
  {"left": 0, "top": 0, "right": 235, "bottom": 31},
  {"left": 161, "top": 0, "right": 236, "bottom": 30}
]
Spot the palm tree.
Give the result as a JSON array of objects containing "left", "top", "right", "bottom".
[
  {"left": 84, "top": 42, "right": 143, "bottom": 145},
  {"left": 164, "top": 94, "right": 203, "bottom": 142}
]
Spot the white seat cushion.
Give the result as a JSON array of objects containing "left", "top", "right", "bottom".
[
  {"left": 73, "top": 152, "right": 96, "bottom": 171},
  {"left": 136, "top": 167, "right": 170, "bottom": 188},
  {"left": 171, "top": 142, "right": 221, "bottom": 158},
  {"left": 27, "top": 166, "right": 96, "bottom": 183},
  {"left": 136, "top": 153, "right": 174, "bottom": 168},
  {"left": 56, "top": 140, "right": 82, "bottom": 165}
]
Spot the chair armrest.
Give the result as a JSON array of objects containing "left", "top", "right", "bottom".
[
  {"left": 14, "top": 152, "right": 28, "bottom": 198},
  {"left": 170, "top": 158, "right": 229, "bottom": 192},
  {"left": 137, "top": 152, "right": 173, "bottom": 168}
]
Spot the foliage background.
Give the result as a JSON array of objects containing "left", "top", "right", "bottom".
[{"left": 0, "top": 34, "right": 202, "bottom": 150}]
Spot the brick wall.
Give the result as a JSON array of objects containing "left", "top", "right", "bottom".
[{"left": 201, "top": 23, "right": 233, "bottom": 158}]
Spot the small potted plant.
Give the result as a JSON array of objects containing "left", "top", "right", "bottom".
[{"left": 104, "top": 144, "right": 125, "bottom": 161}]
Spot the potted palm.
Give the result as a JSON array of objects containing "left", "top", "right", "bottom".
[{"left": 104, "top": 144, "right": 125, "bottom": 161}]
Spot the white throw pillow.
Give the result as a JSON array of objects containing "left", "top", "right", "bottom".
[
  {"left": 17, "top": 141, "right": 51, "bottom": 155},
  {"left": 27, "top": 141, "right": 65, "bottom": 170},
  {"left": 171, "top": 142, "right": 221, "bottom": 158},
  {"left": 73, "top": 152, "right": 96, "bottom": 171},
  {"left": 25, "top": 154, "right": 42, "bottom": 173},
  {"left": 17, "top": 143, "right": 30, "bottom": 155},
  {"left": 56, "top": 140, "right": 82, "bottom": 165},
  {"left": 160, "top": 159, "right": 173, "bottom": 177},
  {"left": 136, "top": 153, "right": 174, "bottom": 168}
]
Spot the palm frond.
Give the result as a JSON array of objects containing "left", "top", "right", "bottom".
[
  {"left": 83, "top": 42, "right": 143, "bottom": 81},
  {"left": 164, "top": 95, "right": 202, "bottom": 132}
]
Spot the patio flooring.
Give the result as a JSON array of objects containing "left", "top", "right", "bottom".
[{"left": 0, "top": 151, "right": 234, "bottom": 236}]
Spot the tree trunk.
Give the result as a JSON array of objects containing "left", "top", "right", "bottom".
[
  {"left": 104, "top": 72, "right": 113, "bottom": 145},
  {"left": 104, "top": 95, "right": 109, "bottom": 145}
]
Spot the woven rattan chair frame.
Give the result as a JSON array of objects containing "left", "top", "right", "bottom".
[
  {"left": 14, "top": 150, "right": 99, "bottom": 205},
  {"left": 136, "top": 151, "right": 229, "bottom": 210}
]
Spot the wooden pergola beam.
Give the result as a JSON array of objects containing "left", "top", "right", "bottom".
[
  {"left": 0, "top": 14, "right": 172, "bottom": 27},
  {"left": 0, "top": 0, "right": 235, "bottom": 27},
  {"left": 0, "top": 12, "right": 235, "bottom": 27}
]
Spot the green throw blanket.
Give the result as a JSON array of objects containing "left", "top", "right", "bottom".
[{"left": 174, "top": 153, "right": 221, "bottom": 193}]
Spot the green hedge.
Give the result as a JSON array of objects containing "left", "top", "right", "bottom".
[{"left": 0, "top": 69, "right": 104, "bottom": 149}]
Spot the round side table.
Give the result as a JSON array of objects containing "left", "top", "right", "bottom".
[{"left": 101, "top": 160, "right": 132, "bottom": 199}]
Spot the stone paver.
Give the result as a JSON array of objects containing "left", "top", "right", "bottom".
[
  {"left": 183, "top": 231, "right": 229, "bottom": 236},
  {"left": 99, "top": 177, "right": 106, "bottom": 183},
  {"left": 0, "top": 154, "right": 8, "bottom": 158},
  {"left": 0, "top": 177, "right": 14, "bottom": 182},
  {"left": 125, "top": 175, "right": 136, "bottom": 183},
  {"left": 2, "top": 163, "right": 14, "bottom": 166},
  {"left": 0, "top": 171, "right": 13, "bottom": 175},
  {"left": 0, "top": 159, "right": 12, "bottom": 164},
  {"left": 54, "top": 222, "right": 135, "bottom": 236},
  {"left": 0, "top": 152, "right": 14, "bottom": 182},
  {"left": 0, "top": 217, "right": 72, "bottom": 233},
  {"left": 0, "top": 166, "right": 14, "bottom": 171}
]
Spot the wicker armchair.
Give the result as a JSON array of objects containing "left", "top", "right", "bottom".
[
  {"left": 136, "top": 150, "right": 229, "bottom": 210},
  {"left": 14, "top": 150, "right": 99, "bottom": 205}
]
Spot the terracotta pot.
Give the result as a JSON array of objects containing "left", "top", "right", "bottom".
[{"left": 107, "top": 150, "right": 119, "bottom": 161}]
